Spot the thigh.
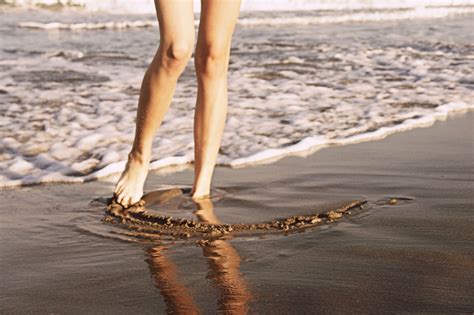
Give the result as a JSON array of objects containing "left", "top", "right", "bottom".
[
  {"left": 196, "top": 0, "right": 241, "bottom": 52},
  {"left": 154, "top": 0, "right": 195, "bottom": 51}
]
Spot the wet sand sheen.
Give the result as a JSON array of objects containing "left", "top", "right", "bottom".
[
  {"left": 1, "top": 113, "right": 473, "bottom": 313},
  {"left": 103, "top": 188, "right": 367, "bottom": 241}
]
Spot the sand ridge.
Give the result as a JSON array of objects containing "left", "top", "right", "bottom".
[{"left": 103, "top": 188, "right": 368, "bottom": 243}]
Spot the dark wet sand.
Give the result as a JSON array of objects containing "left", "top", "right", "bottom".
[{"left": 1, "top": 113, "right": 473, "bottom": 313}]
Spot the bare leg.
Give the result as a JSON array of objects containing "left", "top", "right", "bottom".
[
  {"left": 114, "top": 0, "right": 195, "bottom": 207},
  {"left": 191, "top": 0, "right": 241, "bottom": 199}
]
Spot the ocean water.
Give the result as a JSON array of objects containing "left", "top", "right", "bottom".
[
  {"left": 6, "top": 0, "right": 474, "bottom": 13},
  {"left": 0, "top": 4, "right": 473, "bottom": 187}
]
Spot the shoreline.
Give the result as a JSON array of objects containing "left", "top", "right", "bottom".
[
  {"left": 1, "top": 112, "right": 473, "bottom": 312},
  {"left": 8, "top": 6, "right": 474, "bottom": 25},
  {"left": 3, "top": 12, "right": 473, "bottom": 190},
  {"left": 1, "top": 103, "right": 472, "bottom": 188}
]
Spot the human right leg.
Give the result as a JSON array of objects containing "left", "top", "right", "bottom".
[
  {"left": 114, "top": 0, "right": 195, "bottom": 207},
  {"left": 191, "top": 0, "right": 241, "bottom": 199}
]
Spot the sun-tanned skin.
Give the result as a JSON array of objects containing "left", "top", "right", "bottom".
[{"left": 114, "top": 0, "right": 241, "bottom": 207}]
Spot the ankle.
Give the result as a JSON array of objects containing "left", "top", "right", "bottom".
[
  {"left": 128, "top": 150, "right": 150, "bottom": 165},
  {"left": 191, "top": 185, "right": 211, "bottom": 199},
  {"left": 191, "top": 192, "right": 211, "bottom": 200}
]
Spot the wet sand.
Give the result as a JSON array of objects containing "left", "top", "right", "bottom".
[{"left": 1, "top": 112, "right": 473, "bottom": 313}]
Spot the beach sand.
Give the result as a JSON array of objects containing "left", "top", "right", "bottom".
[{"left": 1, "top": 112, "right": 473, "bottom": 313}]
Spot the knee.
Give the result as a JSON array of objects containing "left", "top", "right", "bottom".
[
  {"left": 155, "top": 41, "right": 193, "bottom": 74},
  {"left": 195, "top": 44, "right": 230, "bottom": 79}
]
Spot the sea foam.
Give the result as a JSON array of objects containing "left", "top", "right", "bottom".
[
  {"left": 17, "top": 6, "right": 474, "bottom": 30},
  {"left": 1, "top": 9, "right": 473, "bottom": 187},
  {"left": 6, "top": 0, "right": 474, "bottom": 13}
]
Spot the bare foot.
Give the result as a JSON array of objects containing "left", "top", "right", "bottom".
[
  {"left": 113, "top": 152, "right": 149, "bottom": 207},
  {"left": 190, "top": 186, "right": 211, "bottom": 200},
  {"left": 191, "top": 192, "right": 211, "bottom": 201}
]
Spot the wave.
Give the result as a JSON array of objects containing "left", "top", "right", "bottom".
[
  {"left": 2, "top": 10, "right": 473, "bottom": 189},
  {"left": 19, "top": 20, "right": 158, "bottom": 30},
  {"left": 238, "top": 6, "right": 474, "bottom": 26},
  {"left": 5, "top": 0, "right": 474, "bottom": 13},
  {"left": 17, "top": 6, "right": 474, "bottom": 31},
  {"left": 1, "top": 103, "right": 471, "bottom": 187},
  {"left": 228, "top": 103, "right": 472, "bottom": 167}
]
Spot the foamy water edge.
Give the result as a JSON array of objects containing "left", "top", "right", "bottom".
[
  {"left": 3, "top": 4, "right": 473, "bottom": 188},
  {"left": 6, "top": 0, "right": 474, "bottom": 14},
  {"left": 1, "top": 103, "right": 471, "bottom": 188},
  {"left": 17, "top": 7, "right": 474, "bottom": 30}
]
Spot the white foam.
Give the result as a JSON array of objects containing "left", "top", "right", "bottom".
[
  {"left": 75, "top": 133, "right": 104, "bottom": 151},
  {"left": 6, "top": 0, "right": 474, "bottom": 13},
  {"left": 1, "top": 102, "right": 471, "bottom": 187},
  {"left": 238, "top": 7, "right": 474, "bottom": 26},
  {"left": 229, "top": 103, "right": 474, "bottom": 167},
  {"left": 19, "top": 20, "right": 159, "bottom": 30},
  {"left": 8, "top": 158, "right": 35, "bottom": 173},
  {"left": 17, "top": 6, "right": 474, "bottom": 31},
  {"left": 2, "top": 12, "right": 474, "bottom": 188}
]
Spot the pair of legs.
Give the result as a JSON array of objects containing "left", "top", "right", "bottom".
[{"left": 114, "top": 0, "right": 241, "bottom": 207}]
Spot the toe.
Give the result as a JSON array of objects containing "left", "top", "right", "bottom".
[
  {"left": 114, "top": 184, "right": 122, "bottom": 195},
  {"left": 117, "top": 194, "right": 126, "bottom": 206},
  {"left": 131, "top": 195, "right": 141, "bottom": 205},
  {"left": 114, "top": 187, "right": 120, "bottom": 195},
  {"left": 123, "top": 196, "right": 131, "bottom": 207}
]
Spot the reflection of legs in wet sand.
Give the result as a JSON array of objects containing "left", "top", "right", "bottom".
[
  {"left": 193, "top": 197, "right": 220, "bottom": 225},
  {"left": 145, "top": 246, "right": 200, "bottom": 314},
  {"left": 194, "top": 198, "right": 252, "bottom": 314},
  {"left": 144, "top": 192, "right": 251, "bottom": 314}
]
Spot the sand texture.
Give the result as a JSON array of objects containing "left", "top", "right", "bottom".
[{"left": 1, "top": 113, "right": 473, "bottom": 313}]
